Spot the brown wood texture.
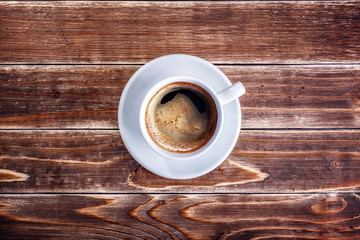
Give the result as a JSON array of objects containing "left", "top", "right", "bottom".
[
  {"left": 0, "top": 65, "right": 359, "bottom": 129},
  {"left": 0, "top": 129, "right": 359, "bottom": 193},
  {"left": 1, "top": 1, "right": 360, "bottom": 239},
  {"left": 1, "top": 2, "right": 360, "bottom": 64},
  {"left": 1, "top": 193, "right": 360, "bottom": 239}
]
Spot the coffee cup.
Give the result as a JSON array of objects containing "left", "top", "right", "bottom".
[
  {"left": 119, "top": 54, "right": 246, "bottom": 179},
  {"left": 139, "top": 75, "right": 245, "bottom": 161}
]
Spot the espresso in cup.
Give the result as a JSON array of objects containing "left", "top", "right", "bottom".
[{"left": 145, "top": 82, "right": 217, "bottom": 153}]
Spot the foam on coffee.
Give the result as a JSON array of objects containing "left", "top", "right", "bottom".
[{"left": 145, "top": 82, "right": 217, "bottom": 153}]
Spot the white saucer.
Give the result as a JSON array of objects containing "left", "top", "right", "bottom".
[{"left": 118, "top": 54, "right": 241, "bottom": 179}]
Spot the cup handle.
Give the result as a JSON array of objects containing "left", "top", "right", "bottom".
[{"left": 217, "top": 82, "right": 246, "bottom": 105}]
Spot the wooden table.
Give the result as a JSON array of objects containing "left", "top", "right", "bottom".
[{"left": 0, "top": 1, "right": 359, "bottom": 239}]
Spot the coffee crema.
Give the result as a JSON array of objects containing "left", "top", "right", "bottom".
[{"left": 145, "top": 82, "right": 217, "bottom": 154}]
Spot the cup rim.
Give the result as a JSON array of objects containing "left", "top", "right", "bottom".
[{"left": 139, "top": 75, "right": 224, "bottom": 161}]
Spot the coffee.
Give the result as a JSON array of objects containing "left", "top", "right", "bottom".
[{"left": 145, "top": 82, "right": 218, "bottom": 154}]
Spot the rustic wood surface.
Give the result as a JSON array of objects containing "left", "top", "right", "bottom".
[
  {"left": 0, "top": 65, "right": 359, "bottom": 129},
  {"left": 0, "top": 2, "right": 359, "bottom": 64},
  {"left": 1, "top": 194, "right": 360, "bottom": 239},
  {"left": 0, "top": 130, "right": 360, "bottom": 193},
  {"left": 1, "top": 0, "right": 360, "bottom": 239}
]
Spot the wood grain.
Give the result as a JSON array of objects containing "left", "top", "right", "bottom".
[
  {"left": 0, "top": 169, "right": 29, "bottom": 183},
  {"left": 0, "top": 65, "right": 359, "bottom": 129},
  {"left": 0, "top": 2, "right": 359, "bottom": 64},
  {"left": 1, "top": 1, "right": 359, "bottom": 239},
  {"left": 0, "top": 129, "right": 359, "bottom": 193},
  {"left": 1, "top": 193, "right": 360, "bottom": 239}
]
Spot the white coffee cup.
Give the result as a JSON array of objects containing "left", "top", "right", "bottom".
[
  {"left": 119, "top": 54, "right": 246, "bottom": 179},
  {"left": 139, "top": 75, "right": 245, "bottom": 161}
]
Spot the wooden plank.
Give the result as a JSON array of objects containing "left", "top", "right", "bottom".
[
  {"left": 0, "top": 2, "right": 359, "bottom": 64},
  {"left": 0, "top": 130, "right": 359, "bottom": 193},
  {"left": 0, "top": 193, "right": 359, "bottom": 239},
  {"left": 0, "top": 65, "right": 359, "bottom": 129}
]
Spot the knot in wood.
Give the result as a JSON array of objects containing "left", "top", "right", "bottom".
[
  {"left": 51, "top": 89, "right": 61, "bottom": 98},
  {"left": 309, "top": 197, "right": 346, "bottom": 215},
  {"left": 330, "top": 160, "right": 341, "bottom": 169},
  {"left": 355, "top": 91, "right": 360, "bottom": 105}
]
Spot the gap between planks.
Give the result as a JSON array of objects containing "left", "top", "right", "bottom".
[
  {"left": 0, "top": 128, "right": 359, "bottom": 131},
  {"left": 0, "top": 63, "right": 359, "bottom": 66},
  {"left": 0, "top": 192, "right": 358, "bottom": 196}
]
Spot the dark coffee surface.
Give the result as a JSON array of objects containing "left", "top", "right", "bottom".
[{"left": 145, "top": 82, "right": 217, "bottom": 153}]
